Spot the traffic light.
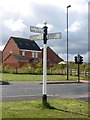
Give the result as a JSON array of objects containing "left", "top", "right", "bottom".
[
  {"left": 74, "top": 56, "right": 78, "bottom": 64},
  {"left": 79, "top": 56, "right": 83, "bottom": 64}
]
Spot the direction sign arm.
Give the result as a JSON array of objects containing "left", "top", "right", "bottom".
[
  {"left": 30, "top": 34, "right": 43, "bottom": 41},
  {"left": 47, "top": 32, "right": 61, "bottom": 39},
  {"left": 30, "top": 26, "right": 43, "bottom": 33}
]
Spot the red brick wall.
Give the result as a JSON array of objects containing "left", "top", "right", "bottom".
[
  {"left": 20, "top": 50, "right": 42, "bottom": 60},
  {"left": 0, "top": 51, "right": 2, "bottom": 64},
  {"left": 38, "top": 52, "right": 42, "bottom": 60},
  {"left": 3, "top": 55, "right": 18, "bottom": 66},
  {"left": 42, "top": 47, "right": 63, "bottom": 67},
  {"left": 3, "top": 38, "right": 20, "bottom": 65}
]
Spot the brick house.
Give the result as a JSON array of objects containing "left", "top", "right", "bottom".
[
  {"left": 0, "top": 51, "right": 2, "bottom": 65},
  {"left": 3, "top": 36, "right": 42, "bottom": 68},
  {"left": 3, "top": 36, "right": 63, "bottom": 68}
]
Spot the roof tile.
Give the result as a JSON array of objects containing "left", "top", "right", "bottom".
[{"left": 11, "top": 37, "right": 41, "bottom": 51}]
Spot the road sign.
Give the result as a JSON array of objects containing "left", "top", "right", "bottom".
[
  {"left": 30, "top": 32, "right": 62, "bottom": 41},
  {"left": 47, "top": 32, "right": 61, "bottom": 39},
  {"left": 30, "top": 26, "right": 43, "bottom": 33},
  {"left": 30, "top": 34, "right": 43, "bottom": 41}
]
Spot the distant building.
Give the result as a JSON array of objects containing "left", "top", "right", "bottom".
[
  {"left": 58, "top": 61, "right": 66, "bottom": 65},
  {"left": 3, "top": 36, "right": 63, "bottom": 68}
]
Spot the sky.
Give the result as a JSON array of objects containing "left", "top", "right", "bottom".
[{"left": 0, "top": 0, "right": 89, "bottom": 62}]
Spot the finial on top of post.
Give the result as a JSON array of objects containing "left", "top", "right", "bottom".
[{"left": 43, "top": 20, "right": 47, "bottom": 26}]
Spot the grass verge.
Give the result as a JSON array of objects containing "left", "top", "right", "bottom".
[
  {"left": 1, "top": 98, "right": 89, "bottom": 119},
  {"left": 0, "top": 73, "right": 88, "bottom": 82}
]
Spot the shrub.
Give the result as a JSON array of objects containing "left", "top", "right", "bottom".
[
  {"left": 35, "top": 61, "right": 42, "bottom": 74},
  {"left": 3, "top": 65, "right": 16, "bottom": 73},
  {"left": 19, "top": 63, "right": 33, "bottom": 73},
  {"left": 0, "top": 65, "right": 2, "bottom": 73}
]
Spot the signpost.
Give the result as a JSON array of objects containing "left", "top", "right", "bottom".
[
  {"left": 30, "top": 26, "right": 43, "bottom": 33},
  {"left": 30, "top": 21, "right": 61, "bottom": 106},
  {"left": 30, "top": 26, "right": 61, "bottom": 41}
]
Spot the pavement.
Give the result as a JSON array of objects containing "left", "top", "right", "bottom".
[
  {"left": 40, "top": 80, "right": 90, "bottom": 84},
  {"left": 80, "top": 80, "right": 90, "bottom": 83},
  {"left": 0, "top": 80, "right": 90, "bottom": 85}
]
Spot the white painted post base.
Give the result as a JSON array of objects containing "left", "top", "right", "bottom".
[{"left": 42, "top": 44, "right": 47, "bottom": 103}]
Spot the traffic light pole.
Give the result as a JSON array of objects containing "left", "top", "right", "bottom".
[
  {"left": 74, "top": 54, "right": 83, "bottom": 82},
  {"left": 78, "top": 63, "right": 80, "bottom": 82}
]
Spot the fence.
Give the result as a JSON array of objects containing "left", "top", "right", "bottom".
[
  {"left": 67, "top": 69, "right": 90, "bottom": 76},
  {"left": 49, "top": 68, "right": 90, "bottom": 76}
]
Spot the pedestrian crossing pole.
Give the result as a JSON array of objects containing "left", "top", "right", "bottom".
[{"left": 42, "top": 21, "right": 48, "bottom": 104}]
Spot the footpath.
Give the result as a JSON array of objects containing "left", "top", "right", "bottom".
[
  {"left": 40, "top": 80, "right": 90, "bottom": 84},
  {"left": 80, "top": 80, "right": 90, "bottom": 83}
]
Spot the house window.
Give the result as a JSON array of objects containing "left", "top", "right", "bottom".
[
  {"left": 32, "top": 52, "right": 34, "bottom": 58},
  {"left": 35, "top": 52, "right": 38, "bottom": 58},
  {"left": 22, "top": 51, "right": 25, "bottom": 56},
  {"left": 32, "top": 52, "right": 38, "bottom": 58}
]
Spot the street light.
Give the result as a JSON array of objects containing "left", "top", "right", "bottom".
[{"left": 67, "top": 5, "right": 71, "bottom": 80}]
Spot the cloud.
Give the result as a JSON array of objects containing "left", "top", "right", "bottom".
[
  {"left": 0, "top": 0, "right": 34, "bottom": 17},
  {"left": 65, "top": 21, "right": 81, "bottom": 32},
  {"left": 83, "top": 52, "right": 88, "bottom": 63},
  {"left": 36, "top": 23, "right": 54, "bottom": 32},
  {"left": 32, "top": 0, "right": 88, "bottom": 14},
  {"left": 58, "top": 53, "right": 76, "bottom": 62},
  {"left": 3, "top": 19, "right": 27, "bottom": 32},
  {"left": 0, "top": 0, "right": 87, "bottom": 18},
  {"left": 68, "top": 0, "right": 88, "bottom": 14},
  {"left": 0, "top": 45, "right": 5, "bottom": 51},
  {"left": 59, "top": 52, "right": 88, "bottom": 63}
]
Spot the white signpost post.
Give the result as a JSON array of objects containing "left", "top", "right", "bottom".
[{"left": 30, "top": 22, "right": 61, "bottom": 106}]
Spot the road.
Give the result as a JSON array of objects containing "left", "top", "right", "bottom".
[{"left": 1, "top": 82, "right": 90, "bottom": 102}]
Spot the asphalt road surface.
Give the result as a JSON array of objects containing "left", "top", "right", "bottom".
[{"left": 1, "top": 82, "right": 90, "bottom": 102}]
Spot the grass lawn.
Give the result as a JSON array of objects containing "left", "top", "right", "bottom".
[
  {"left": 1, "top": 98, "right": 89, "bottom": 119},
  {"left": 0, "top": 73, "right": 88, "bottom": 82}
]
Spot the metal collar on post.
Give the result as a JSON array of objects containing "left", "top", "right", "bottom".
[{"left": 43, "top": 22, "right": 48, "bottom": 44}]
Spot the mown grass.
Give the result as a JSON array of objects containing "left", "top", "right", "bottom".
[
  {"left": 0, "top": 73, "right": 88, "bottom": 82},
  {"left": 1, "top": 98, "right": 89, "bottom": 119}
]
